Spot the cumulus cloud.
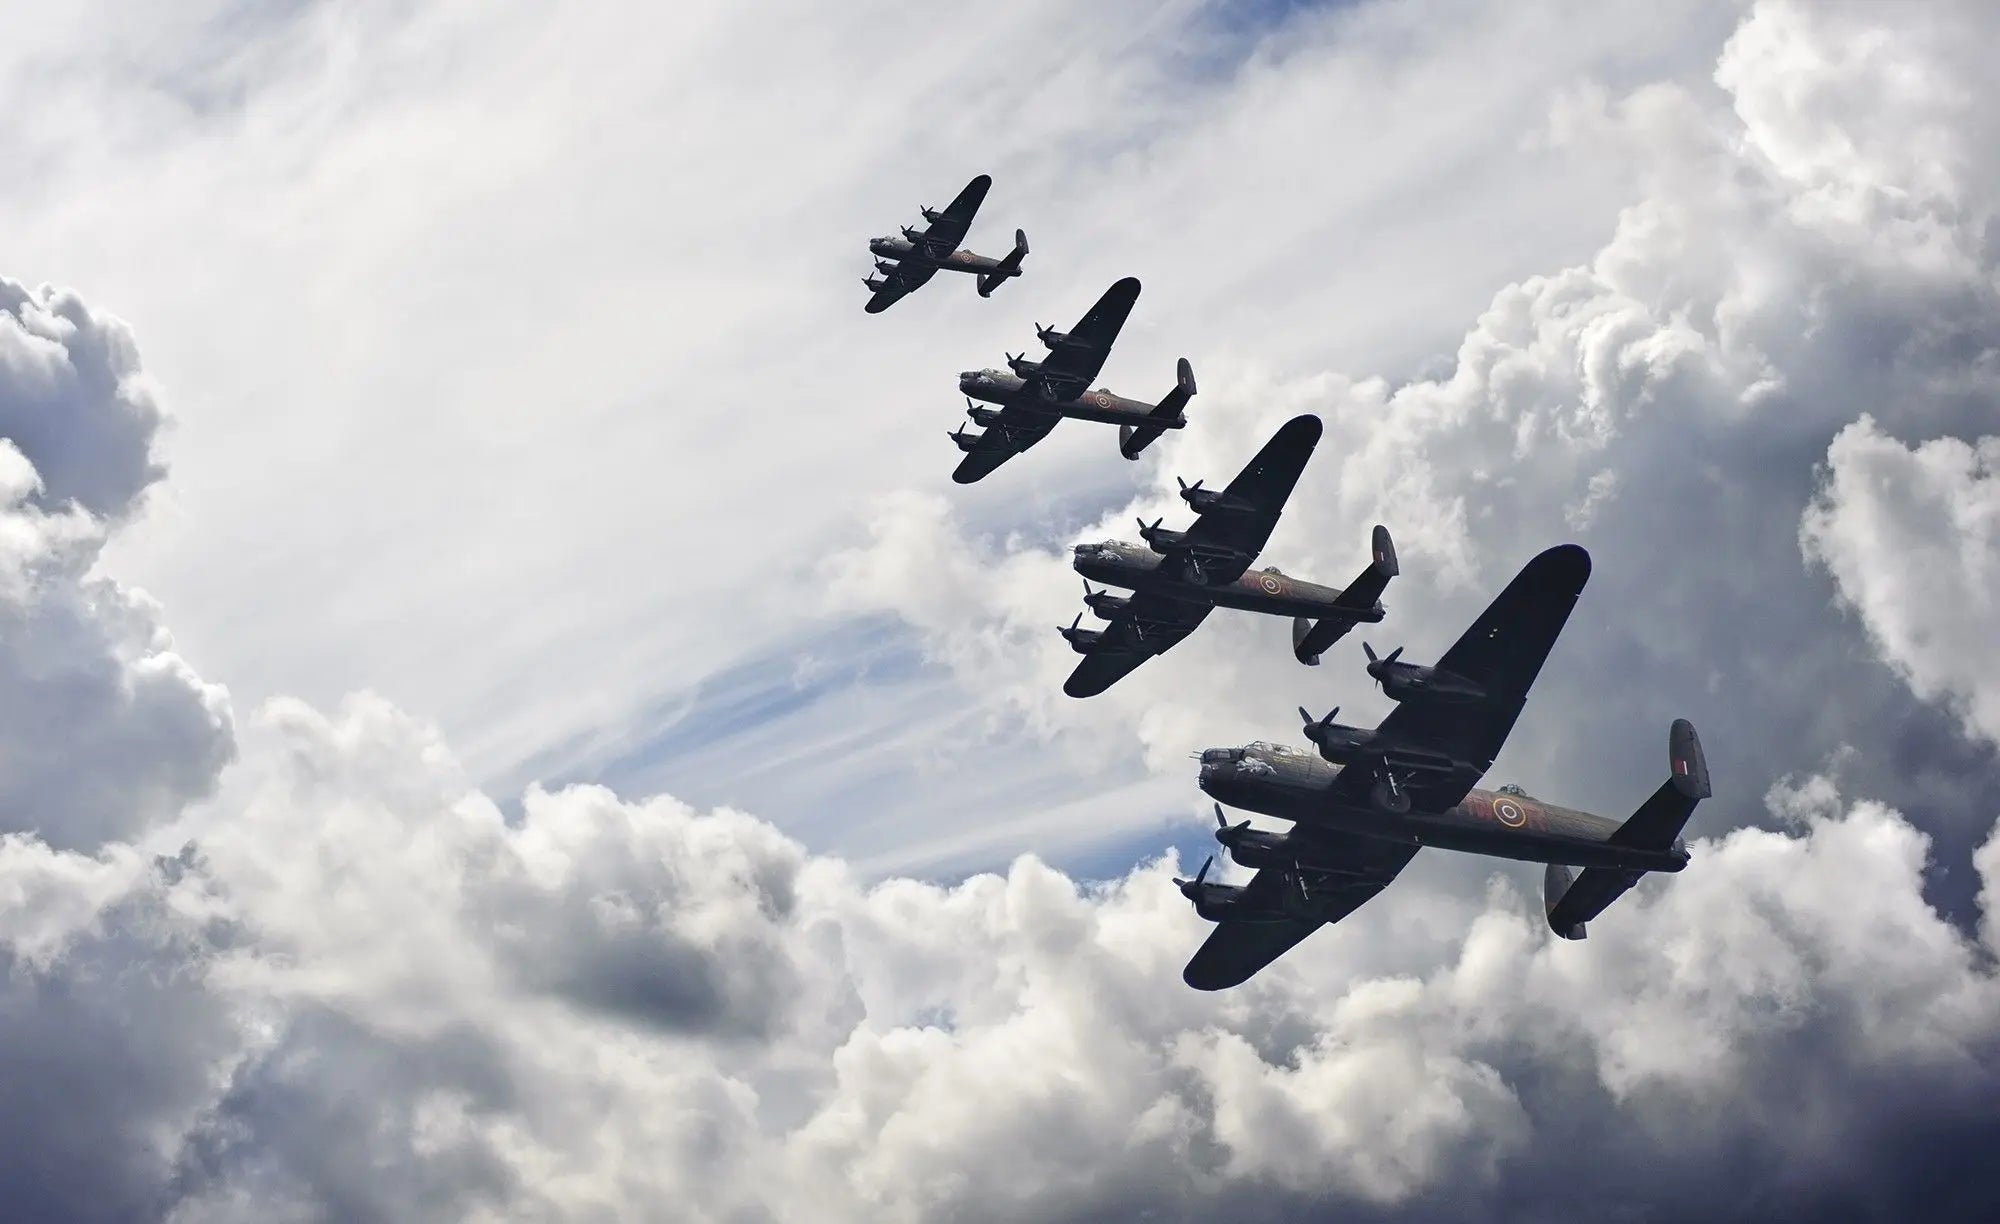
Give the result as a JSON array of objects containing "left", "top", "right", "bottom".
[
  {"left": 0, "top": 277, "right": 165, "bottom": 519},
  {"left": 0, "top": 276, "right": 232, "bottom": 849},
  {"left": 2, "top": 694, "right": 1997, "bottom": 1221},
  {"left": 1803, "top": 416, "right": 2000, "bottom": 747}
]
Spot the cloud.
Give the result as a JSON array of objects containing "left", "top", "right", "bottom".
[
  {"left": 1803, "top": 416, "right": 2000, "bottom": 748},
  {"left": 0, "top": 276, "right": 233, "bottom": 850},
  {"left": 0, "top": 277, "right": 165, "bottom": 519},
  {"left": 3, "top": 1, "right": 2000, "bottom": 1219},
  {"left": 3, "top": 692, "right": 1997, "bottom": 1221}
]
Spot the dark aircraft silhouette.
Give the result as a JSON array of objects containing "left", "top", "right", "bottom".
[
  {"left": 1061, "top": 415, "right": 1398, "bottom": 697},
  {"left": 865, "top": 174, "right": 1028, "bottom": 313},
  {"left": 1181, "top": 543, "right": 1713, "bottom": 988},
  {"left": 950, "top": 277, "right": 1194, "bottom": 483}
]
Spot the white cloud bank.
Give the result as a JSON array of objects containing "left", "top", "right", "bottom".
[{"left": 5, "top": 692, "right": 1999, "bottom": 1221}]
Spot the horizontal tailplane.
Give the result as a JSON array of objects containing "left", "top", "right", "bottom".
[
  {"left": 1293, "top": 525, "right": 1398, "bottom": 664},
  {"left": 1118, "top": 358, "right": 1197, "bottom": 460},
  {"left": 1544, "top": 863, "right": 1641, "bottom": 940},
  {"left": 977, "top": 229, "right": 1029, "bottom": 296},
  {"left": 1547, "top": 719, "right": 1711, "bottom": 939}
]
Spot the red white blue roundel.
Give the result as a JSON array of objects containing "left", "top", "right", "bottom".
[{"left": 1494, "top": 797, "right": 1526, "bottom": 827}]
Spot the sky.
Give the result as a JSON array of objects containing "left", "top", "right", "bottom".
[{"left": 2, "top": 0, "right": 1999, "bottom": 1219}]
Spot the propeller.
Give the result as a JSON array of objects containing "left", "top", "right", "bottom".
[
  {"left": 1298, "top": 706, "right": 1340, "bottom": 740},
  {"left": 1058, "top": 612, "right": 1086, "bottom": 643},
  {"left": 948, "top": 425, "right": 978, "bottom": 450},
  {"left": 965, "top": 397, "right": 980, "bottom": 416},
  {"left": 1176, "top": 477, "right": 1203, "bottom": 495},
  {"left": 875, "top": 259, "right": 896, "bottom": 274},
  {"left": 901, "top": 224, "right": 922, "bottom": 241},
  {"left": 1137, "top": 515, "right": 1164, "bottom": 536},
  {"left": 1174, "top": 855, "right": 1214, "bottom": 894},
  {"left": 1362, "top": 642, "right": 1404, "bottom": 688},
  {"left": 1212, "top": 803, "right": 1251, "bottom": 844}
]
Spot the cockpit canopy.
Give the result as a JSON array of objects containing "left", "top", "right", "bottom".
[{"left": 1496, "top": 783, "right": 1528, "bottom": 797}]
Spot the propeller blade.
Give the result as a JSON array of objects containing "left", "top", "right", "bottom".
[
  {"left": 1196, "top": 856, "right": 1213, "bottom": 885},
  {"left": 1384, "top": 646, "right": 1404, "bottom": 666},
  {"left": 1298, "top": 706, "right": 1316, "bottom": 731},
  {"left": 1213, "top": 803, "right": 1227, "bottom": 830},
  {"left": 1362, "top": 641, "right": 1378, "bottom": 663}
]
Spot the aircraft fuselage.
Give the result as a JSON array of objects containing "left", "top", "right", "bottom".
[
  {"left": 1071, "top": 540, "right": 1379, "bottom": 620},
  {"left": 959, "top": 371, "right": 1177, "bottom": 428},
  {"left": 869, "top": 235, "right": 1008, "bottom": 274},
  {"left": 1197, "top": 741, "right": 1688, "bottom": 872}
]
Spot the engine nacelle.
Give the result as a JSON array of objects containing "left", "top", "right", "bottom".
[
  {"left": 1036, "top": 325, "right": 1071, "bottom": 349},
  {"left": 1059, "top": 623, "right": 1103, "bottom": 653},
  {"left": 949, "top": 428, "right": 981, "bottom": 452},
  {"left": 1141, "top": 525, "right": 1187, "bottom": 554},
  {"left": 1083, "top": 591, "right": 1131, "bottom": 619},
  {"left": 967, "top": 407, "right": 1005, "bottom": 428},
  {"left": 1305, "top": 724, "right": 1376, "bottom": 764},
  {"left": 1216, "top": 826, "right": 1293, "bottom": 871},
  {"left": 1181, "top": 487, "right": 1226, "bottom": 513},
  {"left": 1006, "top": 354, "right": 1045, "bottom": 379}
]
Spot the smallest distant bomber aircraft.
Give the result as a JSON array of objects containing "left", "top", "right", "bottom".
[{"left": 864, "top": 174, "right": 1028, "bottom": 313}]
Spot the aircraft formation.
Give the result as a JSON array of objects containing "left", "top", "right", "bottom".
[{"left": 863, "top": 175, "right": 1713, "bottom": 989}]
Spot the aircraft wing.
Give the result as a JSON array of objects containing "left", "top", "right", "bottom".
[
  {"left": 951, "top": 406, "right": 1059, "bottom": 484},
  {"left": 1331, "top": 543, "right": 1592, "bottom": 812},
  {"left": 919, "top": 174, "right": 990, "bottom": 256},
  {"left": 1034, "top": 277, "right": 1140, "bottom": 395},
  {"left": 865, "top": 260, "right": 938, "bottom": 314},
  {"left": 1062, "top": 592, "right": 1213, "bottom": 697},
  {"left": 1174, "top": 415, "right": 1323, "bottom": 584},
  {"left": 1183, "top": 830, "right": 1419, "bottom": 990}
]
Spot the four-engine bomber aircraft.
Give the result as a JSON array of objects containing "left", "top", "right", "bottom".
[
  {"left": 1180, "top": 543, "right": 1713, "bottom": 989},
  {"left": 865, "top": 174, "right": 1029, "bottom": 314},
  {"left": 950, "top": 277, "right": 1195, "bottom": 484},
  {"left": 1061, "top": 414, "right": 1400, "bottom": 697}
]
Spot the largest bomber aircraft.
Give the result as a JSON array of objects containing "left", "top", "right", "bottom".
[{"left": 1180, "top": 544, "right": 1712, "bottom": 988}]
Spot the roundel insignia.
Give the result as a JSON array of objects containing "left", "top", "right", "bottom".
[
  {"left": 1494, "top": 798, "right": 1526, "bottom": 828},
  {"left": 1093, "top": 392, "right": 1112, "bottom": 407},
  {"left": 1259, "top": 574, "right": 1281, "bottom": 594}
]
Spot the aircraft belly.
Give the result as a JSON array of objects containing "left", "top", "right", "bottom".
[
  {"left": 1206, "top": 587, "right": 1338, "bottom": 617},
  {"left": 1054, "top": 392, "right": 1155, "bottom": 426}
]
